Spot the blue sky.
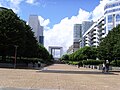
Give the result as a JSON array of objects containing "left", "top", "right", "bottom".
[
  {"left": 0, "top": 0, "right": 115, "bottom": 55},
  {"left": 20, "top": 0, "right": 100, "bottom": 28}
]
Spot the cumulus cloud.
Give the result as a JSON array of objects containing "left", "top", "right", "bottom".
[
  {"left": 44, "top": 9, "right": 91, "bottom": 54},
  {"left": 0, "top": 0, "right": 39, "bottom": 13},
  {"left": 9, "top": 0, "right": 24, "bottom": 13},
  {"left": 44, "top": 0, "right": 116, "bottom": 55},
  {"left": 0, "top": 3, "right": 2, "bottom": 7},
  {"left": 38, "top": 16, "right": 50, "bottom": 27},
  {"left": 0, "top": 0, "right": 117, "bottom": 56},
  {"left": 26, "top": 0, "right": 39, "bottom": 5},
  {"left": 92, "top": 0, "right": 118, "bottom": 21}
]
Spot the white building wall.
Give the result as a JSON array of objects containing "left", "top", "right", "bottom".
[
  {"left": 28, "top": 15, "right": 44, "bottom": 45},
  {"left": 104, "top": 1, "right": 120, "bottom": 35}
]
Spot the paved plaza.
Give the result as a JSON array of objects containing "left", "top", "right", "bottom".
[{"left": 0, "top": 64, "right": 120, "bottom": 90}]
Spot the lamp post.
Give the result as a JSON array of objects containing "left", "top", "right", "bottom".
[{"left": 14, "top": 45, "right": 18, "bottom": 68}]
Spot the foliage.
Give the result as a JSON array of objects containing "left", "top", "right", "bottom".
[
  {"left": 68, "top": 61, "right": 79, "bottom": 65},
  {"left": 82, "top": 60, "right": 103, "bottom": 65},
  {"left": 61, "top": 54, "right": 69, "bottom": 60},
  {"left": 98, "top": 25, "right": 120, "bottom": 62},
  {"left": 68, "top": 46, "right": 97, "bottom": 61},
  {"left": 0, "top": 7, "right": 51, "bottom": 64},
  {"left": 110, "top": 60, "right": 120, "bottom": 67}
]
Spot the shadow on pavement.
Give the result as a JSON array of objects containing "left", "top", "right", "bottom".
[{"left": 38, "top": 69, "right": 118, "bottom": 75}]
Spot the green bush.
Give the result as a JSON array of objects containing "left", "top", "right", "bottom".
[
  {"left": 110, "top": 60, "right": 120, "bottom": 66},
  {"left": 68, "top": 61, "right": 79, "bottom": 65}
]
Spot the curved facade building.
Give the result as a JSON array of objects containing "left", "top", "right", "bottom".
[{"left": 104, "top": 1, "right": 120, "bottom": 35}]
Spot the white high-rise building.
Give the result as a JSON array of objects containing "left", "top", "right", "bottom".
[
  {"left": 104, "top": 1, "right": 120, "bottom": 35},
  {"left": 28, "top": 15, "right": 44, "bottom": 45},
  {"left": 82, "top": 1, "right": 120, "bottom": 48},
  {"left": 83, "top": 17, "right": 104, "bottom": 47}
]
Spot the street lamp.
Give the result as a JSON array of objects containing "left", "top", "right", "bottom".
[{"left": 14, "top": 45, "right": 18, "bottom": 68}]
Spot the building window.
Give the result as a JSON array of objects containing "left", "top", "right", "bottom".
[
  {"left": 116, "top": 14, "right": 120, "bottom": 22},
  {"left": 108, "top": 15, "right": 113, "bottom": 23},
  {"left": 104, "top": 17, "right": 106, "bottom": 24},
  {"left": 104, "top": 26, "right": 106, "bottom": 33},
  {"left": 108, "top": 25, "right": 113, "bottom": 31},
  {"left": 104, "top": 2, "right": 120, "bottom": 10}
]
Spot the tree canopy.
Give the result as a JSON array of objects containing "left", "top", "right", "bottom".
[
  {"left": 0, "top": 7, "right": 51, "bottom": 63},
  {"left": 98, "top": 25, "right": 120, "bottom": 61},
  {"left": 65, "top": 46, "right": 97, "bottom": 61}
]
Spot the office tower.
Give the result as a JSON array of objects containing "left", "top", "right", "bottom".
[
  {"left": 73, "top": 24, "right": 82, "bottom": 42},
  {"left": 73, "top": 24, "right": 82, "bottom": 52},
  {"left": 82, "top": 21, "right": 94, "bottom": 35},
  {"left": 28, "top": 15, "right": 44, "bottom": 45}
]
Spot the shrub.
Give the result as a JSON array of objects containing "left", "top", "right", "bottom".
[
  {"left": 68, "top": 61, "right": 79, "bottom": 65},
  {"left": 82, "top": 60, "right": 103, "bottom": 65},
  {"left": 110, "top": 60, "right": 120, "bottom": 66}
]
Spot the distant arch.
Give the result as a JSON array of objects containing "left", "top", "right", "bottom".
[{"left": 49, "top": 46, "right": 63, "bottom": 60}]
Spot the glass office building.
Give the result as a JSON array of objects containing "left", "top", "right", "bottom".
[{"left": 82, "top": 21, "right": 94, "bottom": 36}]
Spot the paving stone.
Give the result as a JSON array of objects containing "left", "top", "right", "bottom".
[{"left": 0, "top": 64, "right": 119, "bottom": 90}]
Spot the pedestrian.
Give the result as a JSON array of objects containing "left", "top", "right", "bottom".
[
  {"left": 102, "top": 63, "right": 106, "bottom": 73},
  {"left": 106, "top": 60, "right": 109, "bottom": 72},
  {"left": 38, "top": 61, "right": 41, "bottom": 68},
  {"left": 78, "top": 62, "right": 80, "bottom": 68}
]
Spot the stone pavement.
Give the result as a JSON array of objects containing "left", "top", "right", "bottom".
[{"left": 0, "top": 64, "right": 120, "bottom": 90}]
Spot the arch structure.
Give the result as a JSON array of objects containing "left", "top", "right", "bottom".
[{"left": 49, "top": 46, "right": 63, "bottom": 60}]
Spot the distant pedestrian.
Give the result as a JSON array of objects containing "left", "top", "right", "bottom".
[
  {"left": 102, "top": 63, "right": 106, "bottom": 73},
  {"left": 78, "top": 62, "right": 81, "bottom": 68},
  {"left": 106, "top": 60, "right": 109, "bottom": 72},
  {"left": 38, "top": 61, "right": 41, "bottom": 68}
]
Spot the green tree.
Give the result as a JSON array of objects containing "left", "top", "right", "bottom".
[
  {"left": 61, "top": 54, "right": 69, "bottom": 60},
  {"left": 0, "top": 7, "right": 52, "bottom": 64},
  {"left": 98, "top": 25, "right": 120, "bottom": 62}
]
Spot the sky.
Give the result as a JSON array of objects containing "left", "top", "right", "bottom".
[{"left": 0, "top": 0, "right": 118, "bottom": 56}]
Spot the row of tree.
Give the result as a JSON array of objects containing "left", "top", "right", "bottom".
[
  {"left": 0, "top": 7, "right": 52, "bottom": 63},
  {"left": 62, "top": 24, "right": 120, "bottom": 63},
  {"left": 61, "top": 46, "right": 97, "bottom": 61}
]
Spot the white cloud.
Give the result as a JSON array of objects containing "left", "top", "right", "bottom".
[
  {"left": 26, "top": 0, "right": 35, "bottom": 4},
  {"left": 0, "top": 3, "right": 2, "bottom": 7},
  {"left": 26, "top": 0, "right": 38, "bottom": 5},
  {"left": 92, "top": 0, "right": 118, "bottom": 21},
  {"left": 44, "top": 0, "right": 117, "bottom": 55},
  {"left": 0, "top": 0, "right": 24, "bottom": 13},
  {"left": 38, "top": 16, "right": 50, "bottom": 27},
  {"left": 44, "top": 9, "right": 91, "bottom": 54},
  {"left": 0, "top": 0, "right": 39, "bottom": 13}
]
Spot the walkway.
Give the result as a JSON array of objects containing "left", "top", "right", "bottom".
[{"left": 0, "top": 64, "right": 120, "bottom": 90}]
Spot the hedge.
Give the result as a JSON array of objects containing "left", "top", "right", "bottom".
[
  {"left": 82, "top": 60, "right": 104, "bottom": 65},
  {"left": 110, "top": 60, "right": 120, "bottom": 66}
]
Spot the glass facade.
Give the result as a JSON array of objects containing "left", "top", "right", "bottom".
[
  {"left": 73, "top": 24, "right": 82, "bottom": 42},
  {"left": 104, "top": 17, "right": 106, "bottom": 24},
  {"left": 104, "top": 26, "right": 106, "bottom": 34},
  {"left": 116, "top": 14, "right": 120, "bottom": 22},
  {"left": 104, "top": 2, "right": 120, "bottom": 10},
  {"left": 108, "top": 15, "right": 113, "bottom": 23},
  {"left": 104, "top": 8, "right": 120, "bottom": 14},
  {"left": 39, "top": 36, "right": 44, "bottom": 45},
  {"left": 108, "top": 25, "right": 113, "bottom": 31},
  {"left": 82, "top": 21, "right": 93, "bottom": 35}
]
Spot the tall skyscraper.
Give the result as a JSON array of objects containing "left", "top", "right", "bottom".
[
  {"left": 73, "top": 24, "right": 82, "bottom": 52},
  {"left": 82, "top": 21, "right": 94, "bottom": 35},
  {"left": 28, "top": 15, "right": 44, "bottom": 45}
]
